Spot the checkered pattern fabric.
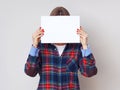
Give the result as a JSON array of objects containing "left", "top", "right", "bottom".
[{"left": 25, "top": 43, "right": 97, "bottom": 90}]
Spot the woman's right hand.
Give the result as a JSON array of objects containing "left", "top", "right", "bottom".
[{"left": 32, "top": 27, "right": 44, "bottom": 48}]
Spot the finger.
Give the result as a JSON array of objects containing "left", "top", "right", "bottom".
[
  {"left": 80, "top": 34, "right": 88, "bottom": 39},
  {"left": 40, "top": 29, "right": 44, "bottom": 32},
  {"left": 80, "top": 35, "right": 87, "bottom": 39},
  {"left": 36, "top": 28, "right": 44, "bottom": 34},
  {"left": 80, "top": 26, "right": 83, "bottom": 30},
  {"left": 36, "top": 31, "right": 44, "bottom": 35},
  {"left": 79, "top": 35, "right": 88, "bottom": 39},
  {"left": 79, "top": 27, "right": 87, "bottom": 35},
  {"left": 79, "top": 29, "right": 86, "bottom": 34},
  {"left": 38, "top": 33, "right": 44, "bottom": 38},
  {"left": 35, "top": 32, "right": 44, "bottom": 38},
  {"left": 77, "top": 31, "right": 88, "bottom": 37},
  {"left": 80, "top": 36, "right": 87, "bottom": 41},
  {"left": 36, "top": 35, "right": 41, "bottom": 39},
  {"left": 77, "top": 31, "right": 86, "bottom": 35},
  {"left": 76, "top": 29, "right": 81, "bottom": 34},
  {"left": 34, "top": 30, "right": 44, "bottom": 36},
  {"left": 77, "top": 28, "right": 86, "bottom": 34},
  {"left": 34, "top": 33, "right": 44, "bottom": 40},
  {"left": 77, "top": 28, "right": 85, "bottom": 33},
  {"left": 36, "top": 27, "right": 41, "bottom": 32},
  {"left": 36, "top": 27, "right": 44, "bottom": 33},
  {"left": 32, "top": 27, "right": 44, "bottom": 39},
  {"left": 33, "top": 31, "right": 44, "bottom": 39},
  {"left": 40, "top": 27, "right": 41, "bottom": 30},
  {"left": 77, "top": 29, "right": 80, "bottom": 32}
]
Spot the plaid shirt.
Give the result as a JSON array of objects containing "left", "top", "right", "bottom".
[{"left": 24, "top": 43, "right": 97, "bottom": 90}]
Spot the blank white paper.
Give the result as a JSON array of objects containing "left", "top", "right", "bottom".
[{"left": 41, "top": 16, "right": 80, "bottom": 43}]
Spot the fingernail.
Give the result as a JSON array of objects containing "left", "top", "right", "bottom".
[{"left": 42, "top": 29, "right": 44, "bottom": 32}]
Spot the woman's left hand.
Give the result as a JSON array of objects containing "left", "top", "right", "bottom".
[{"left": 77, "top": 26, "right": 88, "bottom": 49}]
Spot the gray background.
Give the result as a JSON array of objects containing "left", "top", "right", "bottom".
[{"left": 0, "top": 0, "right": 120, "bottom": 90}]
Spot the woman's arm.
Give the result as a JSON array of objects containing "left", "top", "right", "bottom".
[
  {"left": 24, "top": 27, "right": 44, "bottom": 77},
  {"left": 77, "top": 26, "right": 97, "bottom": 77},
  {"left": 24, "top": 46, "right": 41, "bottom": 77},
  {"left": 79, "top": 50, "right": 97, "bottom": 77}
]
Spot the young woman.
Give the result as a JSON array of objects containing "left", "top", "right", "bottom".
[{"left": 24, "top": 7, "right": 97, "bottom": 90}]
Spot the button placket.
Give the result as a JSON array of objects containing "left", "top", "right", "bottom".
[{"left": 58, "top": 57, "right": 62, "bottom": 87}]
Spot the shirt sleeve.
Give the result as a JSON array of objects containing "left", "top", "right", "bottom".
[
  {"left": 79, "top": 44, "right": 97, "bottom": 77},
  {"left": 81, "top": 45, "right": 92, "bottom": 57},
  {"left": 24, "top": 45, "right": 41, "bottom": 77},
  {"left": 29, "top": 46, "right": 40, "bottom": 57}
]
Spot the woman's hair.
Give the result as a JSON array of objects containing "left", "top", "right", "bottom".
[{"left": 50, "top": 7, "right": 70, "bottom": 16}]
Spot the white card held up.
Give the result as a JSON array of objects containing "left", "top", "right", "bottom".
[{"left": 41, "top": 16, "right": 80, "bottom": 43}]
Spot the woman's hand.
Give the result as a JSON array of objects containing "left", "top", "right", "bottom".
[
  {"left": 32, "top": 27, "right": 44, "bottom": 48},
  {"left": 77, "top": 26, "right": 88, "bottom": 49}
]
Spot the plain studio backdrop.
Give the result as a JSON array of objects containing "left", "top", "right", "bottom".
[{"left": 0, "top": 0, "right": 120, "bottom": 90}]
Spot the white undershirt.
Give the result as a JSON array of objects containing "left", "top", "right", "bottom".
[{"left": 54, "top": 44, "right": 66, "bottom": 56}]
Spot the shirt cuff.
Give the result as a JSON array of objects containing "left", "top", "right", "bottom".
[
  {"left": 81, "top": 45, "right": 92, "bottom": 57},
  {"left": 29, "top": 46, "right": 40, "bottom": 57}
]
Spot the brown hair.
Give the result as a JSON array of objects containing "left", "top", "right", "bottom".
[{"left": 50, "top": 7, "right": 70, "bottom": 16}]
